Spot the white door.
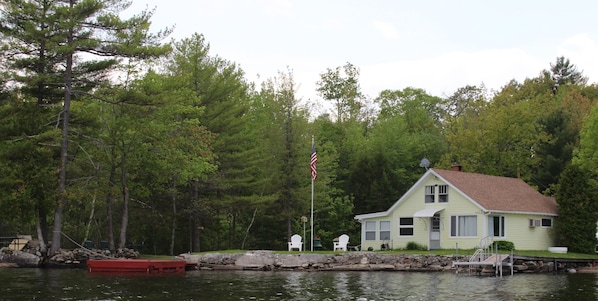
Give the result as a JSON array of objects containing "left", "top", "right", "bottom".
[{"left": 429, "top": 214, "right": 441, "bottom": 250}]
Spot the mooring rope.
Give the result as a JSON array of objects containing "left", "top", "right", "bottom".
[{"left": 59, "top": 231, "right": 113, "bottom": 259}]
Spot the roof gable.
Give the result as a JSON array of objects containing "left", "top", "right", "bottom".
[{"left": 355, "top": 168, "right": 439, "bottom": 219}]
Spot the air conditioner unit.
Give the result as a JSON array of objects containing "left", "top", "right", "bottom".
[{"left": 529, "top": 219, "right": 541, "bottom": 227}]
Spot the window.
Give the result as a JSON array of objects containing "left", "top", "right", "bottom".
[
  {"left": 438, "top": 185, "right": 449, "bottom": 203},
  {"left": 365, "top": 221, "right": 376, "bottom": 240},
  {"left": 432, "top": 215, "right": 440, "bottom": 231},
  {"left": 541, "top": 218, "right": 552, "bottom": 228},
  {"left": 380, "top": 221, "right": 391, "bottom": 240},
  {"left": 425, "top": 185, "right": 435, "bottom": 203},
  {"left": 399, "top": 217, "right": 414, "bottom": 236},
  {"left": 488, "top": 215, "right": 505, "bottom": 238},
  {"left": 450, "top": 215, "right": 477, "bottom": 237}
]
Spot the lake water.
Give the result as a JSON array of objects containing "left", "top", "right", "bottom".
[{"left": 2, "top": 268, "right": 597, "bottom": 301}]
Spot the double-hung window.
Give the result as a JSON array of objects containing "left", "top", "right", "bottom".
[
  {"left": 450, "top": 215, "right": 477, "bottom": 237},
  {"left": 380, "top": 221, "right": 391, "bottom": 240},
  {"left": 488, "top": 215, "right": 505, "bottom": 238},
  {"left": 425, "top": 185, "right": 435, "bottom": 203},
  {"left": 365, "top": 221, "right": 376, "bottom": 240},
  {"left": 438, "top": 185, "right": 449, "bottom": 203},
  {"left": 398, "top": 217, "right": 414, "bottom": 236}
]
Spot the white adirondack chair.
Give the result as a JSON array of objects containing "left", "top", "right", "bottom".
[
  {"left": 333, "top": 234, "right": 350, "bottom": 251},
  {"left": 288, "top": 234, "right": 302, "bottom": 251}
]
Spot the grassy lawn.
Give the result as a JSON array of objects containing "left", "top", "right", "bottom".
[
  {"left": 139, "top": 254, "right": 180, "bottom": 260},
  {"left": 511, "top": 250, "right": 598, "bottom": 259},
  {"left": 177, "top": 249, "right": 598, "bottom": 260}
]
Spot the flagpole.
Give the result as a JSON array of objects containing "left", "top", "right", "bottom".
[{"left": 310, "top": 135, "right": 314, "bottom": 252}]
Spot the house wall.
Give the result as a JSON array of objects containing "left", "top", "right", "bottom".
[
  {"left": 357, "top": 175, "right": 556, "bottom": 251},
  {"left": 502, "top": 214, "right": 554, "bottom": 250}
]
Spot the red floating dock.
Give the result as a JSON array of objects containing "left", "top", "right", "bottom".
[{"left": 87, "top": 259, "right": 186, "bottom": 273}]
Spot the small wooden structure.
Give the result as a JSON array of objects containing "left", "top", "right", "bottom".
[{"left": 8, "top": 238, "right": 29, "bottom": 251}]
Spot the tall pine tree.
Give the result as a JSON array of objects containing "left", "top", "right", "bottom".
[{"left": 0, "top": 0, "right": 170, "bottom": 254}]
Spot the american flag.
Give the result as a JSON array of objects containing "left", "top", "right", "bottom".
[{"left": 310, "top": 144, "right": 317, "bottom": 180}]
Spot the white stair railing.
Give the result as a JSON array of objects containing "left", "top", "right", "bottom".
[{"left": 469, "top": 248, "right": 483, "bottom": 262}]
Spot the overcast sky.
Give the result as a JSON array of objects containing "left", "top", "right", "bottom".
[{"left": 126, "top": 0, "right": 598, "bottom": 108}]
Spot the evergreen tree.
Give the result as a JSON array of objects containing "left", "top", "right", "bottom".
[
  {"left": 550, "top": 56, "right": 588, "bottom": 93},
  {"left": 0, "top": 0, "right": 170, "bottom": 254},
  {"left": 554, "top": 164, "right": 598, "bottom": 254},
  {"left": 165, "top": 34, "right": 253, "bottom": 250}
]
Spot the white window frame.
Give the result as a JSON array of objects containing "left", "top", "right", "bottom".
[
  {"left": 425, "top": 185, "right": 435, "bottom": 203},
  {"left": 488, "top": 215, "right": 506, "bottom": 238},
  {"left": 380, "top": 221, "right": 391, "bottom": 240},
  {"left": 438, "top": 185, "right": 449, "bottom": 203},
  {"left": 450, "top": 215, "right": 477, "bottom": 237},
  {"left": 541, "top": 218, "right": 552, "bottom": 228},
  {"left": 398, "top": 217, "right": 414, "bottom": 236},
  {"left": 365, "top": 221, "right": 376, "bottom": 240}
]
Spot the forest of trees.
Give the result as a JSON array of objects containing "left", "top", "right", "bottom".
[{"left": 1, "top": 1, "right": 598, "bottom": 255}]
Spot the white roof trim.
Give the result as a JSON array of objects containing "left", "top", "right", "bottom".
[
  {"left": 413, "top": 207, "right": 445, "bottom": 218},
  {"left": 487, "top": 210, "right": 558, "bottom": 216}
]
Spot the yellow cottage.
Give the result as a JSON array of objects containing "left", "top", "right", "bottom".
[{"left": 354, "top": 166, "right": 558, "bottom": 251}]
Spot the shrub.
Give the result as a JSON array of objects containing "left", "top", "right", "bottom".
[
  {"left": 494, "top": 240, "right": 515, "bottom": 251},
  {"left": 406, "top": 241, "right": 427, "bottom": 251}
]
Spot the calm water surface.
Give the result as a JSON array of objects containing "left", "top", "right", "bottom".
[{"left": 2, "top": 268, "right": 598, "bottom": 301}]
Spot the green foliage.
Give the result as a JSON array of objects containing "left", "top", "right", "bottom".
[
  {"left": 550, "top": 56, "right": 588, "bottom": 89},
  {"left": 554, "top": 164, "right": 598, "bottom": 254},
  {"left": 575, "top": 104, "right": 598, "bottom": 175},
  {"left": 316, "top": 62, "right": 364, "bottom": 122},
  {"left": 533, "top": 109, "right": 576, "bottom": 194},
  {"left": 0, "top": 100, "right": 59, "bottom": 239},
  {"left": 406, "top": 241, "right": 427, "bottom": 251},
  {"left": 441, "top": 77, "right": 554, "bottom": 180},
  {"left": 494, "top": 240, "right": 515, "bottom": 251},
  {"left": 348, "top": 91, "right": 447, "bottom": 214},
  {"left": 1, "top": 9, "right": 597, "bottom": 258}
]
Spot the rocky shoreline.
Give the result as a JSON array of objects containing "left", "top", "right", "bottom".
[
  {"left": 3, "top": 247, "right": 598, "bottom": 274},
  {"left": 0, "top": 246, "right": 138, "bottom": 268},
  {"left": 178, "top": 250, "right": 598, "bottom": 274}
]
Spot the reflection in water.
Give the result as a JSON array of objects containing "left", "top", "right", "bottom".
[{"left": 1, "top": 268, "right": 598, "bottom": 300}]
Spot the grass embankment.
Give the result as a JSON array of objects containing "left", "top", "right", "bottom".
[
  {"left": 139, "top": 254, "right": 180, "bottom": 260},
  {"left": 143, "top": 249, "right": 598, "bottom": 260}
]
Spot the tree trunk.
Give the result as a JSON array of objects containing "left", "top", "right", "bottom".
[
  {"left": 50, "top": 17, "right": 74, "bottom": 256},
  {"left": 118, "top": 153, "right": 129, "bottom": 249},
  {"left": 37, "top": 206, "right": 48, "bottom": 245},
  {"left": 83, "top": 196, "right": 96, "bottom": 243},
  {"left": 36, "top": 214, "right": 47, "bottom": 254},
  {"left": 190, "top": 181, "right": 200, "bottom": 252},
  {"left": 107, "top": 163, "right": 116, "bottom": 250},
  {"left": 170, "top": 186, "right": 177, "bottom": 256},
  {"left": 191, "top": 218, "right": 200, "bottom": 252},
  {"left": 118, "top": 186, "right": 129, "bottom": 249},
  {"left": 241, "top": 207, "right": 258, "bottom": 249}
]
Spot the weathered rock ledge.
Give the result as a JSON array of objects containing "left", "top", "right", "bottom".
[
  {"left": 0, "top": 246, "right": 139, "bottom": 268},
  {"left": 178, "top": 251, "right": 597, "bottom": 273}
]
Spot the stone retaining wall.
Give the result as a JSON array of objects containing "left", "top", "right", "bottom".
[{"left": 177, "top": 251, "right": 598, "bottom": 274}]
